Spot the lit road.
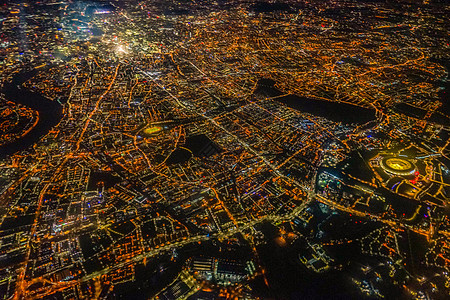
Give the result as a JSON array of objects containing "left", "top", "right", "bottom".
[{"left": 26, "top": 191, "right": 314, "bottom": 299}]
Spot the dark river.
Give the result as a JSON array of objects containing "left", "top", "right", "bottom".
[
  {"left": 0, "top": 69, "right": 63, "bottom": 159},
  {"left": 393, "top": 58, "right": 450, "bottom": 126},
  {"left": 255, "top": 79, "right": 376, "bottom": 125}
]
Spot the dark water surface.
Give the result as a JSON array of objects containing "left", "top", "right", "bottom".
[
  {"left": 256, "top": 79, "right": 376, "bottom": 125},
  {"left": 0, "top": 70, "right": 63, "bottom": 159}
]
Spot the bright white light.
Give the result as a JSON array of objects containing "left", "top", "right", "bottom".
[{"left": 115, "top": 45, "right": 128, "bottom": 54}]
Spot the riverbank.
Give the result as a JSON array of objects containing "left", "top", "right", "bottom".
[{"left": 0, "top": 70, "right": 63, "bottom": 159}]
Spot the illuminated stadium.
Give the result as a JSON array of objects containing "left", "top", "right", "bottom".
[
  {"left": 380, "top": 156, "right": 416, "bottom": 176},
  {"left": 142, "top": 125, "right": 163, "bottom": 136}
]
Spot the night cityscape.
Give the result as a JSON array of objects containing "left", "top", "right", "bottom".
[{"left": 0, "top": 0, "right": 449, "bottom": 299}]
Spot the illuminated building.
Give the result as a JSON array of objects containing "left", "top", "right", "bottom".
[{"left": 380, "top": 156, "right": 416, "bottom": 177}]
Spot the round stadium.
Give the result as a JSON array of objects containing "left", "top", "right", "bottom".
[
  {"left": 142, "top": 125, "right": 163, "bottom": 137},
  {"left": 380, "top": 156, "right": 416, "bottom": 176}
]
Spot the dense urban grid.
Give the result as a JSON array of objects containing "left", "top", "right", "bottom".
[{"left": 0, "top": 0, "right": 449, "bottom": 299}]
